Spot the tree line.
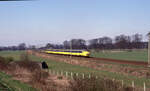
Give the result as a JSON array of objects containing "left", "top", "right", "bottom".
[
  {"left": 0, "top": 33, "right": 148, "bottom": 51},
  {"left": 45, "top": 33, "right": 148, "bottom": 50}
]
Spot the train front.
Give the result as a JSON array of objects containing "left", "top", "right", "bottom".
[{"left": 83, "top": 50, "right": 90, "bottom": 57}]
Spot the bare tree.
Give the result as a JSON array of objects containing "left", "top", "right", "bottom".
[
  {"left": 18, "top": 43, "right": 26, "bottom": 50},
  {"left": 70, "top": 39, "right": 87, "bottom": 49},
  {"left": 45, "top": 43, "right": 53, "bottom": 49},
  {"left": 88, "top": 38, "right": 99, "bottom": 49},
  {"left": 99, "top": 37, "right": 113, "bottom": 49},
  {"left": 131, "top": 33, "right": 143, "bottom": 49},
  {"left": 115, "top": 35, "right": 131, "bottom": 49},
  {"left": 63, "top": 40, "right": 70, "bottom": 49}
]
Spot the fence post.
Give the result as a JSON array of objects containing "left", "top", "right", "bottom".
[
  {"left": 89, "top": 74, "right": 91, "bottom": 79},
  {"left": 76, "top": 73, "right": 78, "bottom": 77},
  {"left": 132, "top": 81, "right": 134, "bottom": 90},
  {"left": 96, "top": 76, "right": 98, "bottom": 79},
  {"left": 57, "top": 71, "right": 59, "bottom": 76},
  {"left": 66, "top": 71, "right": 68, "bottom": 77},
  {"left": 112, "top": 79, "right": 115, "bottom": 82},
  {"left": 71, "top": 72, "right": 73, "bottom": 79},
  {"left": 82, "top": 73, "right": 84, "bottom": 79},
  {"left": 121, "top": 80, "right": 124, "bottom": 87},
  {"left": 144, "top": 82, "right": 146, "bottom": 91},
  {"left": 61, "top": 71, "right": 63, "bottom": 76}
]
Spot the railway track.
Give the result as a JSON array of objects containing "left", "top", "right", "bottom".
[
  {"left": 59, "top": 55, "right": 148, "bottom": 66},
  {"left": 88, "top": 57, "right": 148, "bottom": 66},
  {"left": 64, "top": 55, "right": 148, "bottom": 66},
  {"left": 29, "top": 50, "right": 148, "bottom": 66}
]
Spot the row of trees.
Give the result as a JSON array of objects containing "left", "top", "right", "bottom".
[
  {"left": 45, "top": 33, "right": 148, "bottom": 50},
  {"left": 0, "top": 33, "right": 148, "bottom": 51},
  {"left": 0, "top": 43, "right": 26, "bottom": 51}
]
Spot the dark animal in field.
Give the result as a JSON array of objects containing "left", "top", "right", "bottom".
[{"left": 41, "top": 61, "right": 49, "bottom": 69}]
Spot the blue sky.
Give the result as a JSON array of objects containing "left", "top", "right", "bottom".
[{"left": 0, "top": 0, "right": 150, "bottom": 46}]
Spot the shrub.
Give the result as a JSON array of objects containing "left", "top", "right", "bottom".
[
  {"left": 17, "top": 53, "right": 41, "bottom": 71},
  {"left": 16, "top": 61, "right": 41, "bottom": 71},
  {"left": 0, "top": 56, "right": 14, "bottom": 70},
  {"left": 0, "top": 56, "right": 7, "bottom": 69},
  {"left": 57, "top": 76, "right": 63, "bottom": 80},
  {"left": 31, "top": 70, "right": 49, "bottom": 84},
  {"left": 20, "top": 53, "right": 30, "bottom": 61},
  {"left": 69, "top": 76, "right": 133, "bottom": 91},
  {"left": 5, "top": 57, "right": 14, "bottom": 64}
]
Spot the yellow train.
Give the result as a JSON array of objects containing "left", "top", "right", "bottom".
[{"left": 43, "top": 49, "right": 90, "bottom": 57}]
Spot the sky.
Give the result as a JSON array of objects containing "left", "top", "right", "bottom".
[{"left": 0, "top": 0, "right": 150, "bottom": 46}]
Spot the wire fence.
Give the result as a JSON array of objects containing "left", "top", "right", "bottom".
[{"left": 48, "top": 69, "right": 149, "bottom": 91}]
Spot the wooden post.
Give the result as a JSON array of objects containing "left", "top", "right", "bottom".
[
  {"left": 89, "top": 74, "right": 91, "bottom": 79},
  {"left": 61, "top": 71, "right": 63, "bottom": 76},
  {"left": 82, "top": 73, "right": 84, "bottom": 79},
  {"left": 121, "top": 80, "right": 124, "bottom": 87},
  {"left": 57, "top": 71, "right": 59, "bottom": 76},
  {"left": 76, "top": 73, "right": 78, "bottom": 77},
  {"left": 144, "top": 82, "right": 146, "bottom": 91},
  {"left": 148, "top": 33, "right": 150, "bottom": 67},
  {"left": 96, "top": 76, "right": 98, "bottom": 79},
  {"left": 112, "top": 79, "right": 115, "bottom": 81},
  {"left": 66, "top": 71, "right": 68, "bottom": 77},
  {"left": 71, "top": 72, "right": 73, "bottom": 79},
  {"left": 132, "top": 81, "right": 134, "bottom": 90}
]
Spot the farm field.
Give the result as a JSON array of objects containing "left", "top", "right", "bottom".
[
  {"left": 0, "top": 50, "right": 150, "bottom": 89},
  {"left": 90, "top": 49, "right": 148, "bottom": 62},
  {"left": 0, "top": 51, "right": 24, "bottom": 61}
]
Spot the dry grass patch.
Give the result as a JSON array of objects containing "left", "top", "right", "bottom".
[{"left": 69, "top": 76, "right": 133, "bottom": 91}]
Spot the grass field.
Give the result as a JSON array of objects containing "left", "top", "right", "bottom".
[
  {"left": 0, "top": 50, "right": 148, "bottom": 62},
  {"left": 30, "top": 55, "right": 150, "bottom": 88},
  {"left": 0, "top": 71, "right": 36, "bottom": 91},
  {"left": 0, "top": 50, "right": 149, "bottom": 88},
  {"left": 0, "top": 51, "right": 24, "bottom": 61},
  {"left": 0, "top": 51, "right": 36, "bottom": 91},
  {"left": 90, "top": 49, "right": 148, "bottom": 62}
]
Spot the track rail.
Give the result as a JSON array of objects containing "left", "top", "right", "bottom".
[
  {"left": 45, "top": 53, "right": 148, "bottom": 66},
  {"left": 29, "top": 50, "right": 148, "bottom": 66},
  {"left": 88, "top": 57, "right": 148, "bottom": 66}
]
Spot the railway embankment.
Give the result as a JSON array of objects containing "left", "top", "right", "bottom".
[
  {"left": 0, "top": 51, "right": 139, "bottom": 91},
  {"left": 27, "top": 50, "right": 150, "bottom": 79}
]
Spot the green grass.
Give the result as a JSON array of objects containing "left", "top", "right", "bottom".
[
  {"left": 0, "top": 51, "right": 24, "bottom": 61},
  {"left": 0, "top": 51, "right": 36, "bottom": 91},
  {"left": 0, "top": 50, "right": 150, "bottom": 88},
  {"left": 90, "top": 50, "right": 148, "bottom": 62},
  {"left": 30, "top": 55, "right": 150, "bottom": 88},
  {"left": 0, "top": 71, "right": 36, "bottom": 91}
]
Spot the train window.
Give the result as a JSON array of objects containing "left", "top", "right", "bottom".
[
  {"left": 70, "top": 51, "right": 82, "bottom": 53},
  {"left": 47, "top": 50, "right": 83, "bottom": 53},
  {"left": 51, "top": 50, "right": 60, "bottom": 52},
  {"left": 64, "top": 51, "right": 70, "bottom": 52}
]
